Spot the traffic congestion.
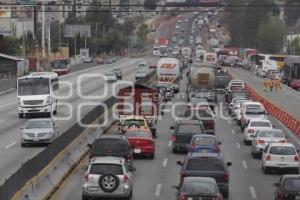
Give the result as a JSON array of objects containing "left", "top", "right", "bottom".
[{"left": 1, "top": 1, "right": 300, "bottom": 200}]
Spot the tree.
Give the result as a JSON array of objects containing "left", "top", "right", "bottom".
[
  {"left": 256, "top": 16, "right": 286, "bottom": 53},
  {"left": 137, "top": 24, "right": 149, "bottom": 44},
  {"left": 144, "top": 0, "right": 157, "bottom": 10},
  {"left": 290, "top": 37, "right": 300, "bottom": 55}
]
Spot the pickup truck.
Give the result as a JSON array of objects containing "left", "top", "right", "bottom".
[{"left": 177, "top": 153, "right": 232, "bottom": 198}]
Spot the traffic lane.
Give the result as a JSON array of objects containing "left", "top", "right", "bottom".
[
  {"left": 50, "top": 92, "right": 182, "bottom": 200},
  {"left": 230, "top": 67, "right": 300, "bottom": 118},
  {"left": 0, "top": 57, "right": 157, "bottom": 185}
]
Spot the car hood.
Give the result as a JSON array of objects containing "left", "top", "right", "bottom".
[{"left": 23, "top": 128, "right": 53, "bottom": 134}]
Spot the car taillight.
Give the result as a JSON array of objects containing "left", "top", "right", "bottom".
[
  {"left": 278, "top": 139, "right": 286, "bottom": 143},
  {"left": 255, "top": 139, "right": 265, "bottom": 144},
  {"left": 266, "top": 154, "right": 271, "bottom": 161},
  {"left": 179, "top": 192, "right": 186, "bottom": 200},
  {"left": 248, "top": 129, "right": 255, "bottom": 133},
  {"left": 294, "top": 155, "right": 299, "bottom": 161},
  {"left": 216, "top": 193, "right": 223, "bottom": 200},
  {"left": 124, "top": 175, "right": 129, "bottom": 183},
  {"left": 171, "top": 135, "right": 176, "bottom": 142},
  {"left": 276, "top": 191, "right": 284, "bottom": 200},
  {"left": 84, "top": 173, "right": 89, "bottom": 182},
  {"left": 224, "top": 172, "right": 229, "bottom": 182},
  {"left": 213, "top": 144, "right": 220, "bottom": 152}
]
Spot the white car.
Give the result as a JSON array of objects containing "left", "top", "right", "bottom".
[
  {"left": 104, "top": 72, "right": 117, "bottom": 83},
  {"left": 243, "top": 119, "right": 273, "bottom": 145},
  {"left": 232, "top": 99, "right": 251, "bottom": 119},
  {"left": 262, "top": 143, "right": 299, "bottom": 174},
  {"left": 176, "top": 25, "right": 180, "bottom": 29},
  {"left": 239, "top": 102, "right": 267, "bottom": 130}
]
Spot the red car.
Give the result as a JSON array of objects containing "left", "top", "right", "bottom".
[
  {"left": 149, "top": 64, "right": 157, "bottom": 69},
  {"left": 125, "top": 128, "right": 155, "bottom": 159}
]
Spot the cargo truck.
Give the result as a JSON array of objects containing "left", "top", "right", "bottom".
[{"left": 157, "top": 58, "right": 180, "bottom": 93}]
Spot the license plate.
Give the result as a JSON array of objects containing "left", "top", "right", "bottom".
[
  {"left": 134, "top": 149, "right": 141, "bottom": 154},
  {"left": 278, "top": 164, "right": 286, "bottom": 168},
  {"left": 201, "top": 149, "right": 208, "bottom": 153},
  {"left": 187, "top": 198, "right": 193, "bottom": 200},
  {"left": 88, "top": 186, "right": 98, "bottom": 192},
  {"left": 296, "top": 196, "right": 300, "bottom": 200},
  {"left": 33, "top": 138, "right": 39, "bottom": 141}
]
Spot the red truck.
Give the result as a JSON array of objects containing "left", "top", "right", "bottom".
[{"left": 118, "top": 83, "right": 159, "bottom": 137}]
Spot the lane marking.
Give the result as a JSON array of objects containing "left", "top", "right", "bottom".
[
  {"left": 0, "top": 101, "right": 16, "bottom": 109},
  {"left": 242, "top": 160, "right": 248, "bottom": 169},
  {"left": 236, "top": 142, "right": 241, "bottom": 149},
  {"left": 162, "top": 158, "right": 168, "bottom": 167},
  {"left": 0, "top": 120, "right": 5, "bottom": 123},
  {"left": 249, "top": 186, "right": 257, "bottom": 199},
  {"left": 231, "top": 129, "right": 236, "bottom": 135},
  {"left": 168, "top": 140, "right": 172, "bottom": 147},
  {"left": 155, "top": 183, "right": 162, "bottom": 196},
  {"left": 5, "top": 141, "right": 17, "bottom": 149}
]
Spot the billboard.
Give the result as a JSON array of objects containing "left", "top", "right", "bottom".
[
  {"left": 64, "top": 25, "right": 91, "bottom": 38},
  {"left": 0, "top": 18, "right": 11, "bottom": 36},
  {"left": 0, "top": 10, "right": 11, "bottom": 18}
]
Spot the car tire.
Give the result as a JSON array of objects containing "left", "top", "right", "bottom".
[
  {"left": 293, "top": 168, "right": 299, "bottom": 174},
  {"left": 243, "top": 139, "right": 249, "bottom": 145},
  {"left": 149, "top": 153, "right": 155, "bottom": 159},
  {"left": 19, "top": 113, "right": 23, "bottom": 118},
  {"left": 251, "top": 151, "right": 258, "bottom": 159},
  {"left": 82, "top": 194, "right": 89, "bottom": 200},
  {"left": 222, "top": 189, "right": 229, "bottom": 198},
  {"left": 98, "top": 173, "right": 120, "bottom": 193},
  {"left": 264, "top": 166, "right": 270, "bottom": 174},
  {"left": 241, "top": 126, "right": 245, "bottom": 132},
  {"left": 21, "top": 143, "right": 26, "bottom": 147},
  {"left": 125, "top": 189, "right": 133, "bottom": 200},
  {"left": 172, "top": 147, "right": 178, "bottom": 154}
]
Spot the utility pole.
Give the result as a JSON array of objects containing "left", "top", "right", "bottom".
[
  {"left": 74, "top": 33, "right": 77, "bottom": 63},
  {"left": 48, "top": 18, "right": 51, "bottom": 58},
  {"left": 42, "top": 0, "right": 45, "bottom": 58},
  {"left": 58, "top": 22, "right": 61, "bottom": 54}
]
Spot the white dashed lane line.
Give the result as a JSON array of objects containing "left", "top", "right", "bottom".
[
  {"left": 155, "top": 183, "right": 162, "bottom": 197},
  {"left": 168, "top": 140, "right": 172, "bottom": 147},
  {"left": 249, "top": 186, "right": 258, "bottom": 199},
  {"left": 162, "top": 158, "right": 168, "bottom": 167},
  {"left": 231, "top": 129, "right": 236, "bottom": 135},
  {"left": 236, "top": 142, "right": 241, "bottom": 149},
  {"left": 242, "top": 160, "right": 248, "bottom": 169},
  {"left": 5, "top": 141, "right": 17, "bottom": 149}
]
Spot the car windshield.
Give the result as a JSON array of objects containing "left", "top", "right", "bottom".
[
  {"left": 18, "top": 78, "right": 50, "bottom": 96},
  {"left": 92, "top": 139, "right": 129, "bottom": 154},
  {"left": 258, "top": 131, "right": 284, "bottom": 138},
  {"left": 186, "top": 157, "right": 225, "bottom": 171},
  {"left": 52, "top": 59, "right": 68, "bottom": 69},
  {"left": 126, "top": 130, "right": 150, "bottom": 138},
  {"left": 269, "top": 146, "right": 296, "bottom": 155},
  {"left": 25, "top": 121, "right": 52, "bottom": 129},
  {"left": 176, "top": 124, "right": 203, "bottom": 134},
  {"left": 185, "top": 109, "right": 213, "bottom": 118},
  {"left": 246, "top": 108, "right": 266, "bottom": 115},
  {"left": 183, "top": 181, "right": 217, "bottom": 194},
  {"left": 123, "top": 119, "right": 146, "bottom": 127},
  {"left": 90, "top": 164, "right": 123, "bottom": 175},
  {"left": 284, "top": 179, "right": 300, "bottom": 191},
  {"left": 192, "top": 137, "right": 217, "bottom": 146}
]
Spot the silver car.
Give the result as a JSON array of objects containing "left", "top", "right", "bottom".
[
  {"left": 82, "top": 157, "right": 134, "bottom": 200},
  {"left": 251, "top": 129, "right": 286, "bottom": 158},
  {"left": 21, "top": 118, "right": 57, "bottom": 147}
]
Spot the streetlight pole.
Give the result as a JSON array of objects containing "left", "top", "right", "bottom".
[
  {"left": 74, "top": 32, "right": 77, "bottom": 63},
  {"left": 42, "top": 0, "right": 45, "bottom": 58},
  {"left": 48, "top": 18, "right": 51, "bottom": 59}
]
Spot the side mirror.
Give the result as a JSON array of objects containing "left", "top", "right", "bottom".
[
  {"left": 273, "top": 183, "right": 279, "bottom": 187},
  {"left": 226, "top": 162, "right": 232, "bottom": 167},
  {"left": 297, "top": 149, "right": 300, "bottom": 153},
  {"left": 82, "top": 165, "right": 88, "bottom": 171},
  {"left": 273, "top": 125, "right": 276, "bottom": 128},
  {"left": 218, "top": 141, "right": 222, "bottom": 145},
  {"left": 171, "top": 185, "right": 179, "bottom": 190},
  {"left": 170, "top": 126, "right": 174, "bottom": 130},
  {"left": 177, "top": 161, "right": 183, "bottom": 166},
  {"left": 87, "top": 144, "right": 92, "bottom": 149}
]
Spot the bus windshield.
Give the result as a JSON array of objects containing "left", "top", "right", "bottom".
[
  {"left": 18, "top": 78, "right": 50, "bottom": 96},
  {"left": 52, "top": 60, "right": 68, "bottom": 69}
]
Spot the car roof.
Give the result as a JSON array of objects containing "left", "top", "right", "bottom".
[
  {"left": 91, "top": 156, "right": 125, "bottom": 165},
  {"left": 99, "top": 134, "right": 127, "bottom": 140},
  {"left": 268, "top": 142, "right": 295, "bottom": 147},
  {"left": 125, "top": 127, "right": 151, "bottom": 132},
  {"left": 183, "top": 177, "right": 217, "bottom": 183},
  {"left": 187, "top": 152, "right": 221, "bottom": 158},
  {"left": 249, "top": 119, "right": 270, "bottom": 123},
  {"left": 123, "top": 116, "right": 146, "bottom": 120},
  {"left": 176, "top": 119, "right": 202, "bottom": 124},
  {"left": 281, "top": 174, "right": 300, "bottom": 179},
  {"left": 257, "top": 129, "right": 283, "bottom": 133},
  {"left": 192, "top": 134, "right": 217, "bottom": 139},
  {"left": 244, "top": 102, "right": 262, "bottom": 105}
]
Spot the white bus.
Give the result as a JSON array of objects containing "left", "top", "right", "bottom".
[{"left": 17, "top": 72, "right": 59, "bottom": 118}]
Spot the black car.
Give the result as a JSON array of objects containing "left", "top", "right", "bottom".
[
  {"left": 172, "top": 177, "right": 224, "bottom": 200},
  {"left": 177, "top": 153, "right": 232, "bottom": 198},
  {"left": 87, "top": 134, "right": 134, "bottom": 169},
  {"left": 171, "top": 120, "right": 206, "bottom": 153},
  {"left": 112, "top": 68, "right": 122, "bottom": 80},
  {"left": 273, "top": 175, "right": 300, "bottom": 200}
]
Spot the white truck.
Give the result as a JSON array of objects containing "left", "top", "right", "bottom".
[
  {"left": 203, "top": 52, "right": 217, "bottom": 66},
  {"left": 257, "top": 60, "right": 278, "bottom": 77},
  {"left": 156, "top": 58, "right": 180, "bottom": 93}
]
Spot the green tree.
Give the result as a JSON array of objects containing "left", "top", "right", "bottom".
[
  {"left": 290, "top": 37, "right": 300, "bottom": 55},
  {"left": 256, "top": 16, "right": 286, "bottom": 53},
  {"left": 136, "top": 24, "right": 149, "bottom": 44},
  {"left": 144, "top": 0, "right": 157, "bottom": 10},
  {"left": 284, "top": 0, "right": 300, "bottom": 26}
]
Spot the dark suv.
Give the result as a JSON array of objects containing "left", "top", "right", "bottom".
[
  {"left": 171, "top": 120, "right": 206, "bottom": 153},
  {"left": 88, "top": 135, "right": 133, "bottom": 169},
  {"left": 273, "top": 175, "right": 300, "bottom": 200},
  {"left": 177, "top": 153, "right": 232, "bottom": 198}
]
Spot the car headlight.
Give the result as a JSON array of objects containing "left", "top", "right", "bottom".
[{"left": 46, "top": 96, "right": 51, "bottom": 104}]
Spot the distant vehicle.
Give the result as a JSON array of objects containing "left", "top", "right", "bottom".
[
  {"left": 17, "top": 72, "right": 59, "bottom": 118},
  {"left": 112, "top": 69, "right": 122, "bottom": 80},
  {"left": 256, "top": 60, "right": 278, "bottom": 77},
  {"left": 104, "top": 72, "right": 117, "bottom": 83},
  {"left": 188, "top": 134, "right": 221, "bottom": 153},
  {"left": 171, "top": 36, "right": 176, "bottom": 42},
  {"left": 189, "top": 64, "right": 216, "bottom": 90},
  {"left": 125, "top": 128, "right": 155, "bottom": 159},
  {"left": 172, "top": 177, "right": 223, "bottom": 200},
  {"left": 282, "top": 55, "right": 300, "bottom": 90},
  {"left": 138, "top": 61, "right": 147, "bottom": 68},
  {"left": 96, "top": 57, "right": 104, "bottom": 64},
  {"left": 243, "top": 119, "right": 273, "bottom": 145},
  {"left": 273, "top": 175, "right": 300, "bottom": 200},
  {"left": 159, "top": 45, "right": 168, "bottom": 57},
  {"left": 80, "top": 48, "right": 91, "bottom": 62},
  {"left": 176, "top": 25, "right": 180, "bottom": 29},
  {"left": 176, "top": 153, "right": 232, "bottom": 198},
  {"left": 251, "top": 129, "right": 286, "bottom": 158},
  {"left": 155, "top": 82, "right": 174, "bottom": 100},
  {"left": 170, "top": 120, "right": 206, "bottom": 153},
  {"left": 87, "top": 135, "right": 134, "bottom": 169},
  {"left": 172, "top": 48, "right": 180, "bottom": 56},
  {"left": 83, "top": 56, "right": 93, "bottom": 63},
  {"left": 21, "top": 118, "right": 57, "bottom": 147},
  {"left": 153, "top": 46, "right": 160, "bottom": 56},
  {"left": 157, "top": 58, "right": 180, "bottom": 93},
  {"left": 50, "top": 57, "right": 70, "bottom": 76},
  {"left": 262, "top": 143, "right": 299, "bottom": 174},
  {"left": 148, "top": 63, "right": 157, "bottom": 69},
  {"left": 135, "top": 70, "right": 147, "bottom": 81},
  {"left": 203, "top": 52, "right": 217, "bottom": 66},
  {"left": 239, "top": 102, "right": 267, "bottom": 131},
  {"left": 82, "top": 156, "right": 134, "bottom": 200}
]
